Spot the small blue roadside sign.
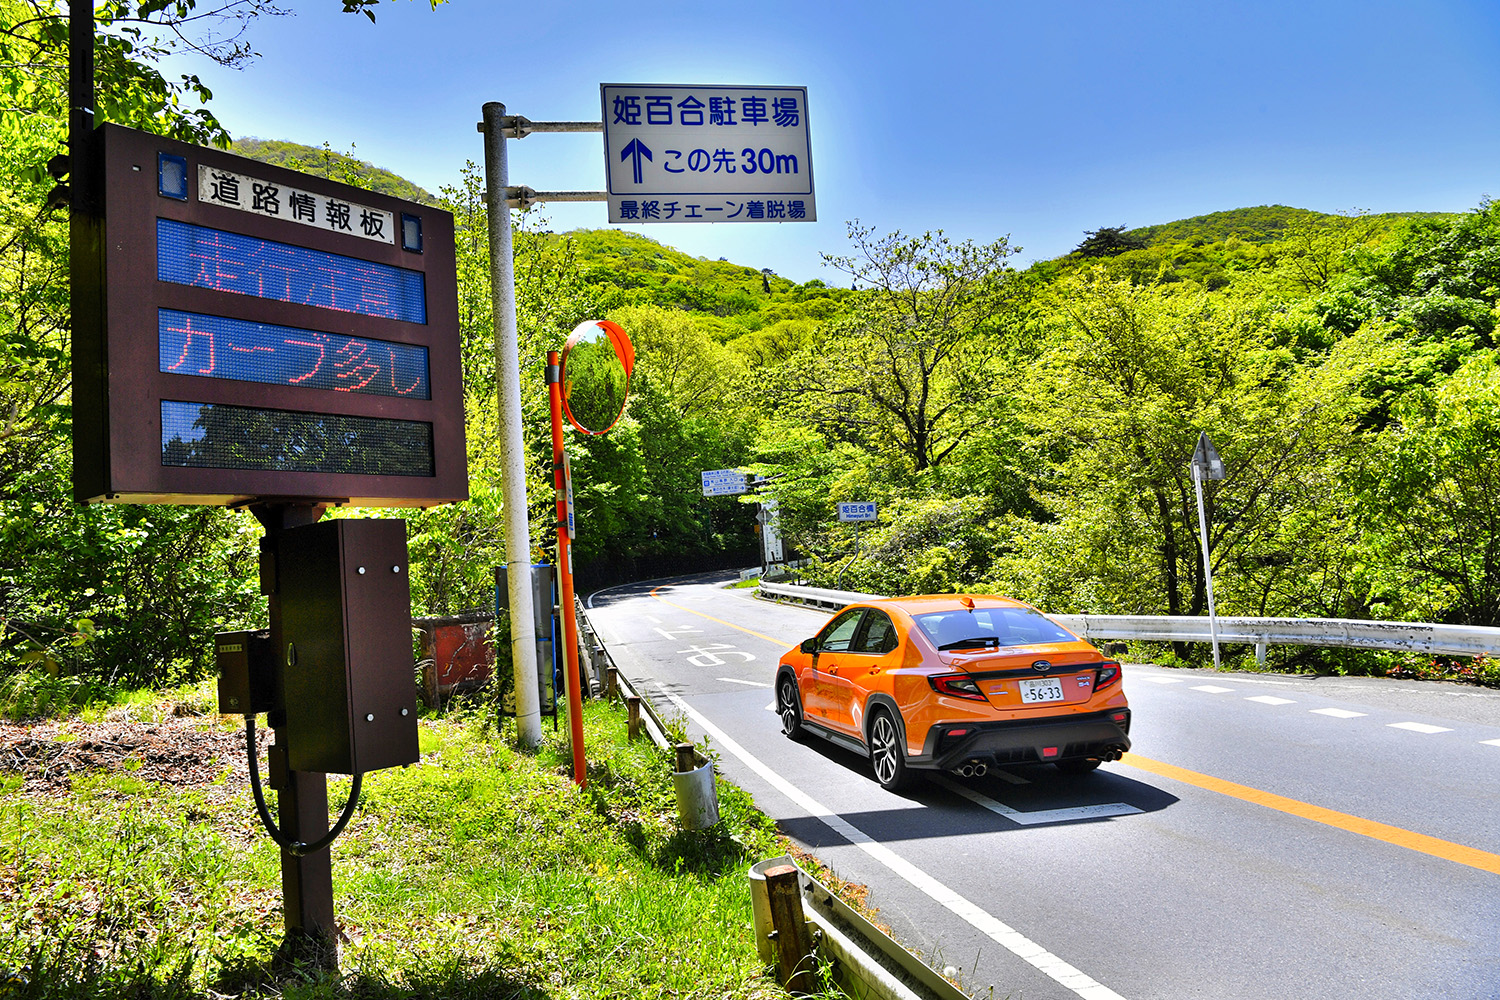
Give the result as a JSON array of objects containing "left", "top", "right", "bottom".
[{"left": 837, "top": 502, "right": 877, "bottom": 523}]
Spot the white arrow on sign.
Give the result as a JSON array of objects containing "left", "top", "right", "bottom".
[{"left": 601, "top": 83, "right": 816, "bottom": 225}]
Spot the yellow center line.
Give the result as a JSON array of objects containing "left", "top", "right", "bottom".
[
  {"left": 648, "top": 586, "right": 794, "bottom": 647},
  {"left": 1123, "top": 754, "right": 1500, "bottom": 876}
]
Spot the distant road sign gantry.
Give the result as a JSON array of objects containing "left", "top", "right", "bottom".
[{"left": 601, "top": 84, "right": 815, "bottom": 225}]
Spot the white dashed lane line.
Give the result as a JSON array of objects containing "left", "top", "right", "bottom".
[{"left": 1135, "top": 672, "right": 1497, "bottom": 747}]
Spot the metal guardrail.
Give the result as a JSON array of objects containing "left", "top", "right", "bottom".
[{"left": 756, "top": 581, "right": 1500, "bottom": 659}]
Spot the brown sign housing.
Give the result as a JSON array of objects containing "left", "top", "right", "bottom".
[{"left": 72, "top": 124, "right": 467, "bottom": 506}]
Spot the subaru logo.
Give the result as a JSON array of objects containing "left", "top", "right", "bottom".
[{"left": 1031, "top": 659, "right": 1051, "bottom": 672}]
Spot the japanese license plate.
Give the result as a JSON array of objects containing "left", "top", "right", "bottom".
[{"left": 1019, "top": 677, "right": 1066, "bottom": 704}]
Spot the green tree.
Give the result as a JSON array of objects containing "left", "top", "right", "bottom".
[
  {"left": 1354, "top": 353, "right": 1500, "bottom": 625},
  {"left": 770, "top": 223, "right": 1017, "bottom": 474},
  {"left": 993, "top": 273, "right": 1391, "bottom": 633},
  {"left": 1074, "top": 225, "right": 1147, "bottom": 258}
]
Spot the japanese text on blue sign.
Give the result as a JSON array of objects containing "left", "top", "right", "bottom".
[
  {"left": 837, "top": 502, "right": 877, "bottom": 523},
  {"left": 602, "top": 84, "right": 815, "bottom": 225}
]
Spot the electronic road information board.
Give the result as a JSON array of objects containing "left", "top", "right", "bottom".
[{"left": 72, "top": 124, "right": 467, "bottom": 507}]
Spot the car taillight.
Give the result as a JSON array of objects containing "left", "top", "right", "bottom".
[
  {"left": 1095, "top": 663, "right": 1121, "bottom": 691},
  {"left": 929, "top": 673, "right": 987, "bottom": 701}
]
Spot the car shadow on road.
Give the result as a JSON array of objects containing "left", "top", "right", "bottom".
[{"left": 778, "top": 738, "right": 1179, "bottom": 847}]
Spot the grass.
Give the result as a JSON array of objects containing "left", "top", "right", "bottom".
[{"left": 0, "top": 685, "right": 847, "bottom": 999}]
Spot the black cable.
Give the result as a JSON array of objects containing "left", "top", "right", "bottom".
[{"left": 244, "top": 715, "right": 362, "bottom": 857}]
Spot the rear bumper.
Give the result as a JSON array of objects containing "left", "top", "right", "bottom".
[{"left": 910, "top": 709, "right": 1132, "bottom": 770}]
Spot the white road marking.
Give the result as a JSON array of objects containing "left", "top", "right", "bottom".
[
  {"left": 1138, "top": 676, "right": 1186, "bottom": 684},
  {"left": 1388, "top": 722, "right": 1453, "bottom": 734},
  {"left": 653, "top": 625, "right": 704, "bottom": 640},
  {"left": 1246, "top": 695, "right": 1296, "bottom": 706},
  {"left": 661, "top": 690, "right": 1129, "bottom": 1000},
  {"left": 1312, "top": 708, "right": 1367, "bottom": 719},
  {"left": 1482, "top": 739, "right": 1500, "bottom": 748},
  {"left": 1192, "top": 685, "right": 1235, "bottom": 694},
  {"left": 990, "top": 768, "right": 1031, "bottom": 785},
  {"left": 718, "top": 677, "right": 770, "bottom": 687},
  {"left": 934, "top": 776, "right": 1142, "bottom": 825},
  {"left": 765, "top": 701, "right": 776, "bottom": 712}
]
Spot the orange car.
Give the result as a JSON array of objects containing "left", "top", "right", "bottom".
[{"left": 775, "top": 595, "right": 1131, "bottom": 790}]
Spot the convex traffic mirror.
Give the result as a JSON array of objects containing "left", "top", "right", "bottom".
[{"left": 561, "top": 319, "right": 634, "bottom": 435}]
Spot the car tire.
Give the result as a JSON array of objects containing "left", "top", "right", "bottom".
[
  {"left": 868, "top": 708, "right": 914, "bottom": 792},
  {"left": 1055, "top": 758, "right": 1101, "bottom": 774},
  {"left": 777, "top": 675, "right": 804, "bottom": 740}
]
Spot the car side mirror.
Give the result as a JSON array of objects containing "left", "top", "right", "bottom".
[{"left": 800, "top": 638, "right": 817, "bottom": 654}]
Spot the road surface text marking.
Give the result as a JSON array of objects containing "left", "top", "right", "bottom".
[
  {"left": 662, "top": 689, "right": 1128, "bottom": 1000},
  {"left": 1123, "top": 754, "right": 1500, "bottom": 875}
]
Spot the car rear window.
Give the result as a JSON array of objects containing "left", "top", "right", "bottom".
[{"left": 914, "top": 607, "right": 1076, "bottom": 650}]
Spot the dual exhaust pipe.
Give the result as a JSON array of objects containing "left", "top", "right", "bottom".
[{"left": 952, "top": 744, "right": 1127, "bottom": 777}]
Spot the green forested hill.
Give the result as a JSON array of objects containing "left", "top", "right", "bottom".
[
  {"left": 231, "top": 137, "right": 438, "bottom": 204},
  {"left": 1124, "top": 205, "right": 1448, "bottom": 246}
]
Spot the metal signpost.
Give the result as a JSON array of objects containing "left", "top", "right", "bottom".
[
  {"left": 476, "top": 82, "right": 812, "bottom": 776},
  {"left": 836, "top": 502, "right": 877, "bottom": 588},
  {"left": 601, "top": 84, "right": 815, "bottom": 224},
  {"left": 1191, "top": 432, "right": 1226, "bottom": 670}
]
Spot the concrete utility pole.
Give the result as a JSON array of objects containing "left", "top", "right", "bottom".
[
  {"left": 477, "top": 106, "right": 606, "bottom": 748},
  {"left": 479, "top": 102, "right": 543, "bottom": 748}
]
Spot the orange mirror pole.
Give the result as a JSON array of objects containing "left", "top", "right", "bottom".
[{"left": 546, "top": 351, "right": 587, "bottom": 786}]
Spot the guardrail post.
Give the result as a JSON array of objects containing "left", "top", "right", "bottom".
[
  {"left": 1256, "top": 641, "right": 1267, "bottom": 667},
  {"left": 626, "top": 695, "right": 641, "bottom": 741},
  {"left": 606, "top": 665, "right": 618, "bottom": 702},
  {"left": 764, "top": 864, "right": 816, "bottom": 994}
]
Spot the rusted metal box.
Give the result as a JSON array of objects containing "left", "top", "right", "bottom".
[
  {"left": 215, "top": 628, "right": 274, "bottom": 715},
  {"left": 412, "top": 611, "right": 494, "bottom": 707},
  {"left": 279, "top": 518, "right": 420, "bottom": 774}
]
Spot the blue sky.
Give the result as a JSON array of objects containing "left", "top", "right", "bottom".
[{"left": 171, "top": 0, "right": 1500, "bottom": 284}]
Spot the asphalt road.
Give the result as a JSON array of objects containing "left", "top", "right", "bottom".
[{"left": 583, "top": 572, "right": 1500, "bottom": 1000}]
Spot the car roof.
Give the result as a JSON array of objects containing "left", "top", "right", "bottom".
[{"left": 859, "top": 594, "right": 1036, "bottom": 615}]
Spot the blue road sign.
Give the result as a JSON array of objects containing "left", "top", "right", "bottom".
[
  {"left": 701, "top": 468, "right": 749, "bottom": 497},
  {"left": 837, "top": 502, "right": 877, "bottom": 523},
  {"left": 601, "top": 83, "right": 816, "bottom": 225}
]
